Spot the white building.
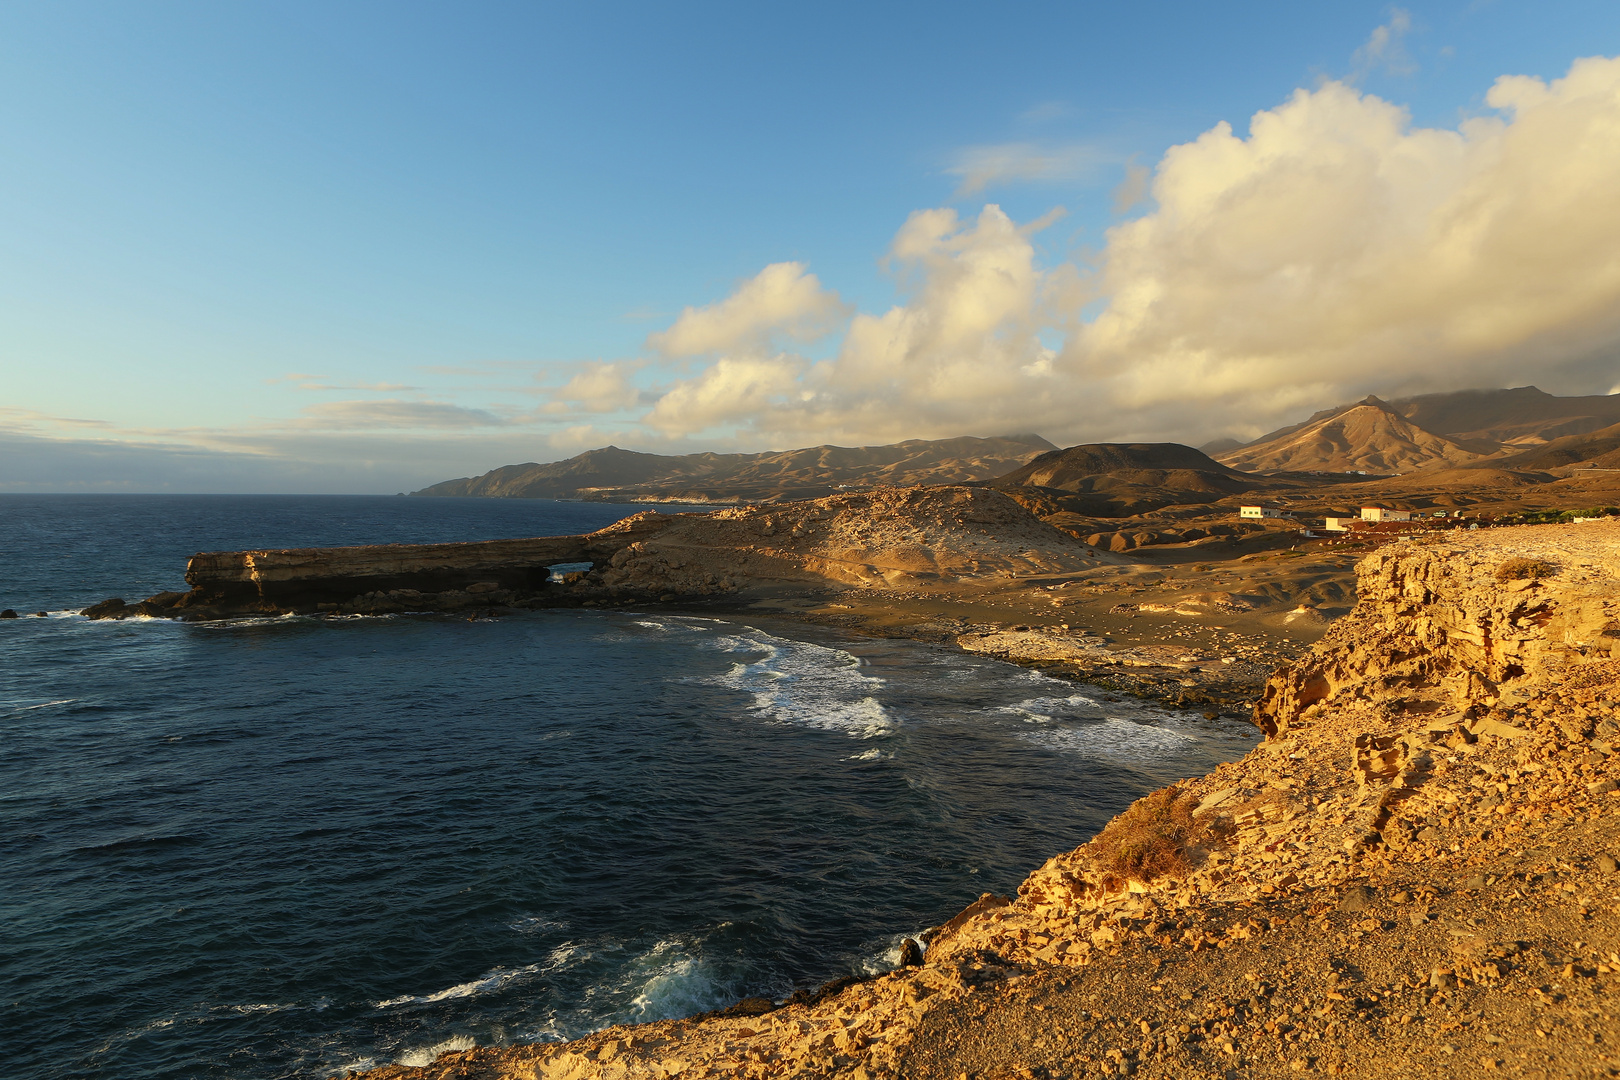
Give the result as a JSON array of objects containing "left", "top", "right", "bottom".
[
  {"left": 1323, "top": 515, "right": 1357, "bottom": 532},
  {"left": 1360, "top": 506, "right": 1411, "bottom": 522},
  {"left": 1240, "top": 505, "right": 1288, "bottom": 519}
]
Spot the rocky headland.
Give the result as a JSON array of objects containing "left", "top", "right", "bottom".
[
  {"left": 76, "top": 484, "right": 1328, "bottom": 714},
  {"left": 79, "top": 485, "right": 1119, "bottom": 620},
  {"left": 347, "top": 520, "right": 1620, "bottom": 1079}
]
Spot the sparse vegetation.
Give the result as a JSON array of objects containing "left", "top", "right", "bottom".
[
  {"left": 1495, "top": 557, "right": 1557, "bottom": 581},
  {"left": 1506, "top": 506, "right": 1619, "bottom": 525},
  {"left": 1091, "top": 785, "right": 1221, "bottom": 884}
]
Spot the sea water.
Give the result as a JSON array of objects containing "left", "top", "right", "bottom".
[{"left": 0, "top": 495, "right": 1259, "bottom": 1079}]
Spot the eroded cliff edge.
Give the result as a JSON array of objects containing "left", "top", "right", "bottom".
[{"left": 354, "top": 521, "right": 1620, "bottom": 1079}]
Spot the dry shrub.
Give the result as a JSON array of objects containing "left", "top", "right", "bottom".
[
  {"left": 1495, "top": 557, "right": 1556, "bottom": 582},
  {"left": 1091, "top": 785, "right": 1215, "bottom": 885}
]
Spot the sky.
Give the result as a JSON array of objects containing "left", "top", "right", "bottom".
[{"left": 4, "top": 1, "right": 1620, "bottom": 493}]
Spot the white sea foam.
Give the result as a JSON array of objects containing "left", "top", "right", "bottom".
[
  {"left": 993, "top": 692, "right": 1103, "bottom": 722},
  {"left": 847, "top": 747, "right": 891, "bottom": 761},
  {"left": 622, "top": 939, "right": 730, "bottom": 1023},
  {"left": 374, "top": 963, "right": 545, "bottom": 1008},
  {"left": 1022, "top": 718, "right": 1196, "bottom": 759},
  {"left": 996, "top": 691, "right": 1204, "bottom": 758},
  {"left": 397, "top": 1034, "right": 477, "bottom": 1067},
  {"left": 223, "top": 1002, "right": 297, "bottom": 1014},
  {"left": 0, "top": 698, "right": 77, "bottom": 720},
  {"left": 706, "top": 628, "right": 894, "bottom": 737}
]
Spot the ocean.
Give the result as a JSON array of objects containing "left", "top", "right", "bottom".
[{"left": 0, "top": 495, "right": 1259, "bottom": 1079}]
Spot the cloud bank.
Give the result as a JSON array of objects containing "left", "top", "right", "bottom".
[
  {"left": 636, "top": 55, "right": 1620, "bottom": 448},
  {"left": 13, "top": 54, "right": 1620, "bottom": 492}
]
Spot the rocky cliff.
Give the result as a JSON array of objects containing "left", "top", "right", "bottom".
[{"left": 352, "top": 521, "right": 1620, "bottom": 1079}]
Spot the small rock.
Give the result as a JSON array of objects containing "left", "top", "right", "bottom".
[
  {"left": 1598, "top": 854, "right": 1618, "bottom": 874},
  {"left": 0, "top": 609, "right": 17, "bottom": 619},
  {"left": 898, "top": 938, "right": 924, "bottom": 967},
  {"left": 1431, "top": 970, "right": 1457, "bottom": 990},
  {"left": 1588, "top": 779, "right": 1617, "bottom": 795},
  {"left": 1337, "top": 885, "right": 1375, "bottom": 913},
  {"left": 1464, "top": 874, "right": 1488, "bottom": 891}
]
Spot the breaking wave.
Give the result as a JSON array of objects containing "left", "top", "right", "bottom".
[
  {"left": 397, "top": 1034, "right": 477, "bottom": 1067},
  {"left": 705, "top": 628, "right": 895, "bottom": 738}
]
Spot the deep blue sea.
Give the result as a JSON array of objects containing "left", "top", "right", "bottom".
[{"left": 0, "top": 495, "right": 1259, "bottom": 1079}]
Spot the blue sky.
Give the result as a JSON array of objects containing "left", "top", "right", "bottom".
[{"left": 4, "top": 1, "right": 1620, "bottom": 491}]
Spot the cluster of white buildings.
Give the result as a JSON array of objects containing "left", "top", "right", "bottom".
[{"left": 1239, "top": 505, "right": 1463, "bottom": 532}]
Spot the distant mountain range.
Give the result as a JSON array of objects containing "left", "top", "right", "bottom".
[
  {"left": 1211, "top": 386, "right": 1620, "bottom": 475},
  {"left": 411, "top": 434, "right": 1057, "bottom": 503},
  {"left": 412, "top": 386, "right": 1620, "bottom": 509}
]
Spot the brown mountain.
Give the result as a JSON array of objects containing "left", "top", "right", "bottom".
[
  {"left": 1216, "top": 396, "right": 1484, "bottom": 474},
  {"left": 1392, "top": 385, "right": 1620, "bottom": 448},
  {"left": 411, "top": 434, "right": 1057, "bottom": 503},
  {"left": 991, "top": 442, "right": 1258, "bottom": 516},
  {"left": 1464, "top": 420, "right": 1620, "bottom": 474}
]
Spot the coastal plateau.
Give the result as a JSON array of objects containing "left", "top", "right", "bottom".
[{"left": 350, "top": 520, "right": 1620, "bottom": 1080}]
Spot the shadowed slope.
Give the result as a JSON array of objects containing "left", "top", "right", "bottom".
[{"left": 413, "top": 436, "right": 1056, "bottom": 503}]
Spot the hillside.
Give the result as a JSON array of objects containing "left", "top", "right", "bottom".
[
  {"left": 1216, "top": 396, "right": 1485, "bottom": 474},
  {"left": 1467, "top": 420, "right": 1620, "bottom": 474},
  {"left": 1394, "top": 385, "right": 1620, "bottom": 447},
  {"left": 990, "top": 442, "right": 1257, "bottom": 516},
  {"left": 412, "top": 435, "right": 1056, "bottom": 503}
]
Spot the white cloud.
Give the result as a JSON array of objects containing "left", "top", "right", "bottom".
[
  {"left": 19, "top": 54, "right": 1620, "bottom": 493},
  {"left": 644, "top": 355, "right": 806, "bottom": 437},
  {"left": 635, "top": 55, "right": 1620, "bottom": 449},
  {"left": 544, "top": 362, "right": 646, "bottom": 413},
  {"left": 1076, "top": 58, "right": 1620, "bottom": 423},
  {"left": 1352, "top": 9, "right": 1417, "bottom": 79},
  {"left": 947, "top": 141, "right": 1114, "bottom": 196},
  {"left": 646, "top": 262, "right": 846, "bottom": 358},
  {"left": 1112, "top": 162, "right": 1151, "bottom": 214},
  {"left": 297, "top": 399, "right": 509, "bottom": 428}
]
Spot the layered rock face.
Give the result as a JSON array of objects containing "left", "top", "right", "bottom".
[
  {"left": 1253, "top": 526, "right": 1620, "bottom": 737},
  {"left": 351, "top": 522, "right": 1620, "bottom": 1079}
]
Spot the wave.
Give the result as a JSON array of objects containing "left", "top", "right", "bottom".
[
  {"left": 620, "top": 939, "right": 734, "bottom": 1024},
  {"left": 1023, "top": 719, "right": 1197, "bottom": 759},
  {"left": 996, "top": 692, "right": 1203, "bottom": 759},
  {"left": 374, "top": 962, "right": 546, "bottom": 1008},
  {"left": 75, "top": 833, "right": 202, "bottom": 854},
  {"left": 397, "top": 1034, "right": 477, "bottom": 1067},
  {"left": 0, "top": 697, "right": 77, "bottom": 720},
  {"left": 993, "top": 692, "right": 1104, "bottom": 722},
  {"left": 705, "top": 628, "right": 894, "bottom": 738}
]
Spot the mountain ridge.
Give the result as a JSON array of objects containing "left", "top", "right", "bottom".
[
  {"left": 412, "top": 434, "right": 1057, "bottom": 503},
  {"left": 1215, "top": 395, "right": 1485, "bottom": 474}
]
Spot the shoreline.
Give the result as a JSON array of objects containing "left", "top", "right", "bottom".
[{"left": 346, "top": 520, "right": 1620, "bottom": 1079}]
